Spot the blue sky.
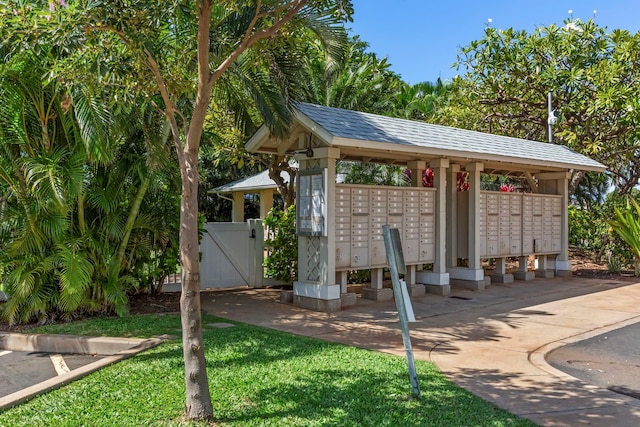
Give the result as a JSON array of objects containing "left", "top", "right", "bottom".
[{"left": 348, "top": 0, "right": 640, "bottom": 84}]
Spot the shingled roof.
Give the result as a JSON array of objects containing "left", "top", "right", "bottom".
[
  {"left": 211, "top": 169, "right": 289, "bottom": 193},
  {"left": 246, "top": 103, "right": 606, "bottom": 174}
]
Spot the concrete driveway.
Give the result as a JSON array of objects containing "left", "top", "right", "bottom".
[{"left": 200, "top": 277, "right": 640, "bottom": 427}]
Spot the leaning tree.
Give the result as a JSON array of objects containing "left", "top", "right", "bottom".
[{"left": 1, "top": 0, "right": 353, "bottom": 420}]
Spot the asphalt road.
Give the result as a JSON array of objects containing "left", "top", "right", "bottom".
[
  {"left": 547, "top": 322, "right": 640, "bottom": 399},
  {"left": 0, "top": 351, "right": 100, "bottom": 398}
]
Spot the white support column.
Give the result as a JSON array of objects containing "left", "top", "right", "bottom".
[
  {"left": 555, "top": 173, "right": 572, "bottom": 277},
  {"left": 362, "top": 267, "right": 394, "bottom": 301},
  {"left": 514, "top": 256, "right": 535, "bottom": 281},
  {"left": 431, "top": 158, "right": 448, "bottom": 275},
  {"left": 407, "top": 160, "right": 426, "bottom": 187},
  {"left": 259, "top": 189, "right": 273, "bottom": 219},
  {"left": 417, "top": 159, "right": 450, "bottom": 294},
  {"left": 535, "top": 255, "right": 555, "bottom": 278},
  {"left": 335, "top": 271, "right": 348, "bottom": 294},
  {"left": 467, "top": 162, "right": 483, "bottom": 271},
  {"left": 293, "top": 147, "right": 343, "bottom": 312},
  {"left": 449, "top": 162, "right": 486, "bottom": 291},
  {"left": 232, "top": 191, "right": 244, "bottom": 222},
  {"left": 490, "top": 258, "right": 514, "bottom": 284},
  {"left": 370, "top": 268, "right": 384, "bottom": 289},
  {"left": 446, "top": 164, "right": 461, "bottom": 268}
]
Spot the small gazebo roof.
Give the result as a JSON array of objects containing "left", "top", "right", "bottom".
[
  {"left": 211, "top": 169, "right": 288, "bottom": 193},
  {"left": 246, "top": 103, "right": 606, "bottom": 175}
]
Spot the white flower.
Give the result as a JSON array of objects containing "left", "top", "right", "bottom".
[{"left": 563, "top": 22, "right": 582, "bottom": 32}]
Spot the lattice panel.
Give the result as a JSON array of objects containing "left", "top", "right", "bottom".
[
  {"left": 306, "top": 236, "right": 321, "bottom": 281},
  {"left": 306, "top": 159, "right": 321, "bottom": 170}
]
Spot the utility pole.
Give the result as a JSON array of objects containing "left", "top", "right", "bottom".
[{"left": 547, "top": 92, "right": 557, "bottom": 143}]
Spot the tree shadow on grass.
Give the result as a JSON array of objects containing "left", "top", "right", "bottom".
[{"left": 212, "top": 366, "right": 535, "bottom": 427}]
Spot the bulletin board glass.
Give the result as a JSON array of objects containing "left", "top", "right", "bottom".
[{"left": 296, "top": 168, "right": 327, "bottom": 236}]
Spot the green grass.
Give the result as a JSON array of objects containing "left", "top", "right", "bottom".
[{"left": 0, "top": 314, "right": 534, "bottom": 426}]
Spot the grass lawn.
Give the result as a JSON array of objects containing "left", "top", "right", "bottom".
[{"left": 0, "top": 314, "right": 534, "bottom": 426}]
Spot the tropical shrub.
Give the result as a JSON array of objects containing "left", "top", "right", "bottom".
[
  {"left": 263, "top": 205, "right": 298, "bottom": 283},
  {"left": 609, "top": 198, "right": 640, "bottom": 276},
  {"left": 0, "top": 50, "right": 178, "bottom": 324}
]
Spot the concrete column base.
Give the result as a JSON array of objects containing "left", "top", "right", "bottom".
[
  {"left": 416, "top": 271, "right": 450, "bottom": 286},
  {"left": 555, "top": 270, "right": 572, "bottom": 278},
  {"left": 361, "top": 287, "right": 394, "bottom": 301},
  {"left": 490, "top": 273, "right": 514, "bottom": 284},
  {"left": 450, "top": 279, "right": 486, "bottom": 291},
  {"left": 340, "top": 293, "right": 357, "bottom": 308},
  {"left": 514, "top": 271, "right": 535, "bottom": 281},
  {"left": 408, "top": 283, "right": 426, "bottom": 297},
  {"left": 485, "top": 276, "right": 492, "bottom": 288},
  {"left": 279, "top": 290, "right": 294, "bottom": 304},
  {"left": 535, "top": 270, "right": 555, "bottom": 279},
  {"left": 425, "top": 284, "right": 451, "bottom": 296},
  {"left": 293, "top": 295, "right": 341, "bottom": 312}
]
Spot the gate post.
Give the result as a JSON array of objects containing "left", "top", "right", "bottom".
[{"left": 248, "top": 219, "right": 265, "bottom": 287}]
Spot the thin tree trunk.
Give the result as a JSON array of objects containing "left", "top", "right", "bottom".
[
  {"left": 179, "top": 149, "right": 213, "bottom": 419},
  {"left": 108, "top": 176, "right": 149, "bottom": 284}
]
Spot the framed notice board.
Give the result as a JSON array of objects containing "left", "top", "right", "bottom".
[{"left": 296, "top": 168, "right": 327, "bottom": 236}]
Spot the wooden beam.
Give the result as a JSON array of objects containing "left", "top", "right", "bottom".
[{"left": 524, "top": 171, "right": 538, "bottom": 193}]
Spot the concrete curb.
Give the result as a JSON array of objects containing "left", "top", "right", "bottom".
[
  {"left": 528, "top": 315, "right": 640, "bottom": 381},
  {"left": 0, "top": 334, "right": 166, "bottom": 410}
]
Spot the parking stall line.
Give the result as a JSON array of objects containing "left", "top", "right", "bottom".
[{"left": 50, "top": 354, "right": 70, "bottom": 375}]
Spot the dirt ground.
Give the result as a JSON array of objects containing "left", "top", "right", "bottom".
[{"left": 1, "top": 252, "right": 638, "bottom": 332}]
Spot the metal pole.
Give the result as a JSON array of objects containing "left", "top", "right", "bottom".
[
  {"left": 548, "top": 92, "right": 553, "bottom": 143},
  {"left": 382, "top": 225, "right": 421, "bottom": 398}
]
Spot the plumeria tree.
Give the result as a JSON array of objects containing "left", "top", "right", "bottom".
[{"left": 445, "top": 19, "right": 640, "bottom": 195}]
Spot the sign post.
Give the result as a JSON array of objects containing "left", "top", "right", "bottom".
[{"left": 382, "top": 225, "right": 421, "bottom": 398}]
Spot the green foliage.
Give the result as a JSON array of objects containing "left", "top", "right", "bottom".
[
  {"left": 609, "top": 197, "right": 640, "bottom": 276},
  {"left": 568, "top": 191, "right": 636, "bottom": 272},
  {"left": 301, "top": 36, "right": 402, "bottom": 115},
  {"left": 263, "top": 205, "right": 298, "bottom": 283},
  {"left": 0, "top": 47, "right": 180, "bottom": 324},
  {"left": 444, "top": 19, "right": 640, "bottom": 195},
  {"left": 339, "top": 161, "right": 408, "bottom": 186},
  {"left": 568, "top": 205, "right": 609, "bottom": 253},
  {"left": 1, "top": 314, "right": 534, "bottom": 426}
]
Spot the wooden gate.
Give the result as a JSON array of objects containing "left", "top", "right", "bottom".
[
  {"left": 200, "top": 220, "right": 264, "bottom": 288},
  {"left": 162, "top": 220, "right": 264, "bottom": 291}
]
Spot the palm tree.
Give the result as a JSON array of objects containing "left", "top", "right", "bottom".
[
  {"left": 0, "top": 48, "right": 178, "bottom": 324},
  {"left": 302, "top": 36, "right": 402, "bottom": 114},
  {"left": 394, "top": 78, "right": 451, "bottom": 120}
]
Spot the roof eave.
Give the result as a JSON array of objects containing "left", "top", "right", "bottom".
[
  {"left": 245, "top": 125, "right": 270, "bottom": 153},
  {"left": 333, "top": 137, "right": 607, "bottom": 173}
]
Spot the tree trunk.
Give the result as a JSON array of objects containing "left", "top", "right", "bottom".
[
  {"left": 179, "top": 149, "right": 213, "bottom": 419},
  {"left": 269, "top": 155, "right": 297, "bottom": 208},
  {"left": 568, "top": 170, "right": 583, "bottom": 197}
]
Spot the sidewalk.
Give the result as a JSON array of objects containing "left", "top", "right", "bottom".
[{"left": 200, "top": 277, "right": 640, "bottom": 427}]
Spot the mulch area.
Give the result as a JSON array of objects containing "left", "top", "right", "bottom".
[{"left": 1, "top": 253, "right": 638, "bottom": 332}]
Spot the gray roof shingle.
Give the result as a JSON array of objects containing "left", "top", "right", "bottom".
[
  {"left": 212, "top": 169, "right": 287, "bottom": 193},
  {"left": 295, "top": 102, "right": 606, "bottom": 171}
]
